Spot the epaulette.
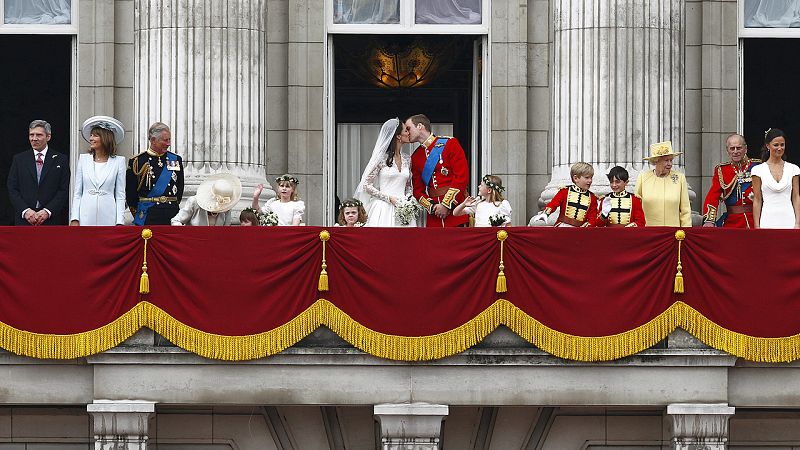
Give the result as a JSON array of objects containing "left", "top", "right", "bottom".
[{"left": 718, "top": 161, "right": 732, "bottom": 167}]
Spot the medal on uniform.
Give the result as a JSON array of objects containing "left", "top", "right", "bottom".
[{"left": 441, "top": 167, "right": 449, "bottom": 176}]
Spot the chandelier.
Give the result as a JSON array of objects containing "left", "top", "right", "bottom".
[{"left": 342, "top": 37, "right": 459, "bottom": 89}]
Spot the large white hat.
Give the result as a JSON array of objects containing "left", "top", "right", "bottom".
[
  {"left": 196, "top": 173, "right": 242, "bottom": 213},
  {"left": 81, "top": 115, "right": 125, "bottom": 145}
]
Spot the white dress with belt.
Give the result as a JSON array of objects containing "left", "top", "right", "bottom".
[{"left": 70, "top": 153, "right": 127, "bottom": 225}]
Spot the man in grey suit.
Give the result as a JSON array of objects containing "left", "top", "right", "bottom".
[{"left": 7, "top": 120, "right": 70, "bottom": 225}]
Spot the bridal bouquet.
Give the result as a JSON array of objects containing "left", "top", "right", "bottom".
[
  {"left": 395, "top": 196, "right": 422, "bottom": 226},
  {"left": 259, "top": 210, "right": 279, "bottom": 226},
  {"left": 489, "top": 213, "right": 509, "bottom": 227}
]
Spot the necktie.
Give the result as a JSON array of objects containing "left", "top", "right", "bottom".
[{"left": 36, "top": 153, "right": 44, "bottom": 181}]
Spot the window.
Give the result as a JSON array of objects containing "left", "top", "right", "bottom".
[
  {"left": 740, "top": 0, "right": 800, "bottom": 37},
  {"left": 1, "top": 0, "right": 76, "bottom": 33},
  {"left": 327, "top": 0, "right": 488, "bottom": 34}
]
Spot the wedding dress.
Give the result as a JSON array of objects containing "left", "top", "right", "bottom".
[{"left": 355, "top": 118, "right": 417, "bottom": 227}]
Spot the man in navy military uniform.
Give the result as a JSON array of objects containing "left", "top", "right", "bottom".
[{"left": 126, "top": 122, "right": 184, "bottom": 225}]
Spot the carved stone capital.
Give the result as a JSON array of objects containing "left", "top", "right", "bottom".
[
  {"left": 667, "top": 403, "right": 735, "bottom": 450},
  {"left": 87, "top": 401, "right": 156, "bottom": 450},
  {"left": 374, "top": 403, "right": 449, "bottom": 450}
]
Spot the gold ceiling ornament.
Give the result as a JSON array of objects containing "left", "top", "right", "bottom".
[{"left": 346, "top": 37, "right": 459, "bottom": 89}]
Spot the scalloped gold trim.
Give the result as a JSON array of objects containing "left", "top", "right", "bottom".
[{"left": 1, "top": 301, "right": 800, "bottom": 362}]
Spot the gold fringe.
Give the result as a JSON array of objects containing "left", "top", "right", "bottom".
[
  {"left": 318, "top": 230, "right": 330, "bottom": 292},
  {"left": 673, "top": 229, "right": 685, "bottom": 294},
  {"left": 496, "top": 230, "right": 508, "bottom": 293},
  {"left": 140, "top": 229, "right": 153, "bottom": 294},
  {"left": 3, "top": 300, "right": 800, "bottom": 362}
]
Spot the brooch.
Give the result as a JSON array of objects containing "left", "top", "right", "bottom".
[{"left": 671, "top": 174, "right": 678, "bottom": 184}]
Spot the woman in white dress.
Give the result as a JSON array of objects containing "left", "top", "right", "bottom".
[
  {"left": 752, "top": 128, "right": 800, "bottom": 229},
  {"left": 354, "top": 118, "right": 416, "bottom": 227},
  {"left": 70, "top": 116, "right": 127, "bottom": 226}
]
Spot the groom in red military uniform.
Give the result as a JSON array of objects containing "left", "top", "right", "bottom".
[{"left": 407, "top": 114, "right": 469, "bottom": 227}]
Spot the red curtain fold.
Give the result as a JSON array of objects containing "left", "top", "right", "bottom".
[
  {"left": 503, "top": 227, "right": 678, "bottom": 336},
  {"left": 680, "top": 228, "right": 800, "bottom": 337},
  {"left": 0, "top": 227, "right": 141, "bottom": 334},
  {"left": 146, "top": 227, "right": 321, "bottom": 335},
  {"left": 325, "top": 227, "right": 499, "bottom": 335}
]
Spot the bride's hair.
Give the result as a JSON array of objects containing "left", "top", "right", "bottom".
[{"left": 384, "top": 120, "right": 404, "bottom": 167}]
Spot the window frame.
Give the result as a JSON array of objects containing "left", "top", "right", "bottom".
[
  {"left": 327, "top": 0, "right": 489, "bottom": 35},
  {"left": 738, "top": 0, "right": 800, "bottom": 38},
  {"left": 0, "top": 0, "right": 77, "bottom": 34}
]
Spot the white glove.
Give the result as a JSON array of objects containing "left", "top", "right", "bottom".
[
  {"left": 601, "top": 197, "right": 612, "bottom": 216},
  {"left": 532, "top": 211, "right": 548, "bottom": 224}
]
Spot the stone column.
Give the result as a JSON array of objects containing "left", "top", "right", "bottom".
[
  {"left": 374, "top": 403, "right": 448, "bottom": 450},
  {"left": 667, "top": 403, "right": 735, "bottom": 450},
  {"left": 87, "top": 400, "right": 156, "bottom": 450},
  {"left": 134, "top": 0, "right": 273, "bottom": 213},
  {"left": 540, "top": 0, "right": 686, "bottom": 205}
]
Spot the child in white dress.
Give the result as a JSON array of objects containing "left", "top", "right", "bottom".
[
  {"left": 453, "top": 175, "right": 512, "bottom": 226},
  {"left": 252, "top": 174, "right": 305, "bottom": 226},
  {"left": 334, "top": 198, "right": 368, "bottom": 227}
]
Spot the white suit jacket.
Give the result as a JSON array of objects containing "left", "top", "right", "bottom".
[
  {"left": 70, "top": 154, "right": 127, "bottom": 225},
  {"left": 170, "top": 196, "right": 231, "bottom": 226}
]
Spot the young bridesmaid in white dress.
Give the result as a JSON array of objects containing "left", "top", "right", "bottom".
[
  {"left": 252, "top": 174, "right": 305, "bottom": 226},
  {"left": 752, "top": 128, "right": 800, "bottom": 229},
  {"left": 453, "top": 175, "right": 512, "bottom": 227}
]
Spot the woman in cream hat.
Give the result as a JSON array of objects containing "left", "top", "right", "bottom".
[
  {"left": 171, "top": 173, "right": 241, "bottom": 226},
  {"left": 70, "top": 115, "right": 127, "bottom": 226},
  {"left": 634, "top": 141, "right": 691, "bottom": 227}
]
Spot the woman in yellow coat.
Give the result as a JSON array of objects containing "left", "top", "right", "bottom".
[{"left": 635, "top": 141, "right": 692, "bottom": 227}]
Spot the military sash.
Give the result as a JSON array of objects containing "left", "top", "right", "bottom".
[
  {"left": 421, "top": 137, "right": 448, "bottom": 186},
  {"left": 134, "top": 152, "right": 178, "bottom": 226}
]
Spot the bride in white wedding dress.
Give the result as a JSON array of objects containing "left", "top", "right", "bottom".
[{"left": 354, "top": 118, "right": 417, "bottom": 227}]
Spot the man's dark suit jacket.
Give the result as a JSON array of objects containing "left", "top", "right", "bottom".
[{"left": 6, "top": 149, "right": 70, "bottom": 225}]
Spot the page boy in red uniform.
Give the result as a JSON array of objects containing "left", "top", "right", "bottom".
[
  {"left": 597, "top": 166, "right": 646, "bottom": 227},
  {"left": 532, "top": 162, "right": 600, "bottom": 227}
]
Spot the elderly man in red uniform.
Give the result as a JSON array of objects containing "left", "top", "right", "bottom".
[
  {"left": 702, "top": 133, "right": 760, "bottom": 228},
  {"left": 407, "top": 114, "right": 469, "bottom": 227}
]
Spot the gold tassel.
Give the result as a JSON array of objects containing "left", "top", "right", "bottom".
[
  {"left": 674, "top": 229, "right": 685, "bottom": 294},
  {"left": 140, "top": 228, "right": 153, "bottom": 294},
  {"left": 318, "top": 230, "right": 330, "bottom": 292},
  {"left": 496, "top": 230, "right": 508, "bottom": 293}
]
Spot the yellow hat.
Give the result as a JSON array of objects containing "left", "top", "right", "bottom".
[{"left": 643, "top": 141, "right": 682, "bottom": 162}]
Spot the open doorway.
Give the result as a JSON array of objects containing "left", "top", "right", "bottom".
[
  {"left": 743, "top": 38, "right": 800, "bottom": 165},
  {"left": 331, "top": 34, "right": 481, "bottom": 219},
  {"left": 0, "top": 35, "right": 72, "bottom": 225}
]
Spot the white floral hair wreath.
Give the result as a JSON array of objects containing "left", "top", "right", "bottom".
[
  {"left": 341, "top": 199, "right": 363, "bottom": 208},
  {"left": 482, "top": 175, "right": 505, "bottom": 193},
  {"left": 275, "top": 174, "right": 299, "bottom": 184}
]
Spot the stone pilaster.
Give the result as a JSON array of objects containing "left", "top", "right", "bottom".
[
  {"left": 491, "top": 0, "right": 528, "bottom": 225},
  {"left": 541, "top": 0, "right": 686, "bottom": 205},
  {"left": 133, "top": 0, "right": 272, "bottom": 215},
  {"left": 667, "top": 403, "right": 735, "bottom": 450},
  {"left": 87, "top": 401, "right": 156, "bottom": 450},
  {"left": 374, "top": 403, "right": 448, "bottom": 450}
]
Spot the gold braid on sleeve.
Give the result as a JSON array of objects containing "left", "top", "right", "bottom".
[{"left": 131, "top": 157, "right": 151, "bottom": 192}]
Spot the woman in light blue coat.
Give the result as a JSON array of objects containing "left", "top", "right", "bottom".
[{"left": 70, "top": 116, "right": 127, "bottom": 226}]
